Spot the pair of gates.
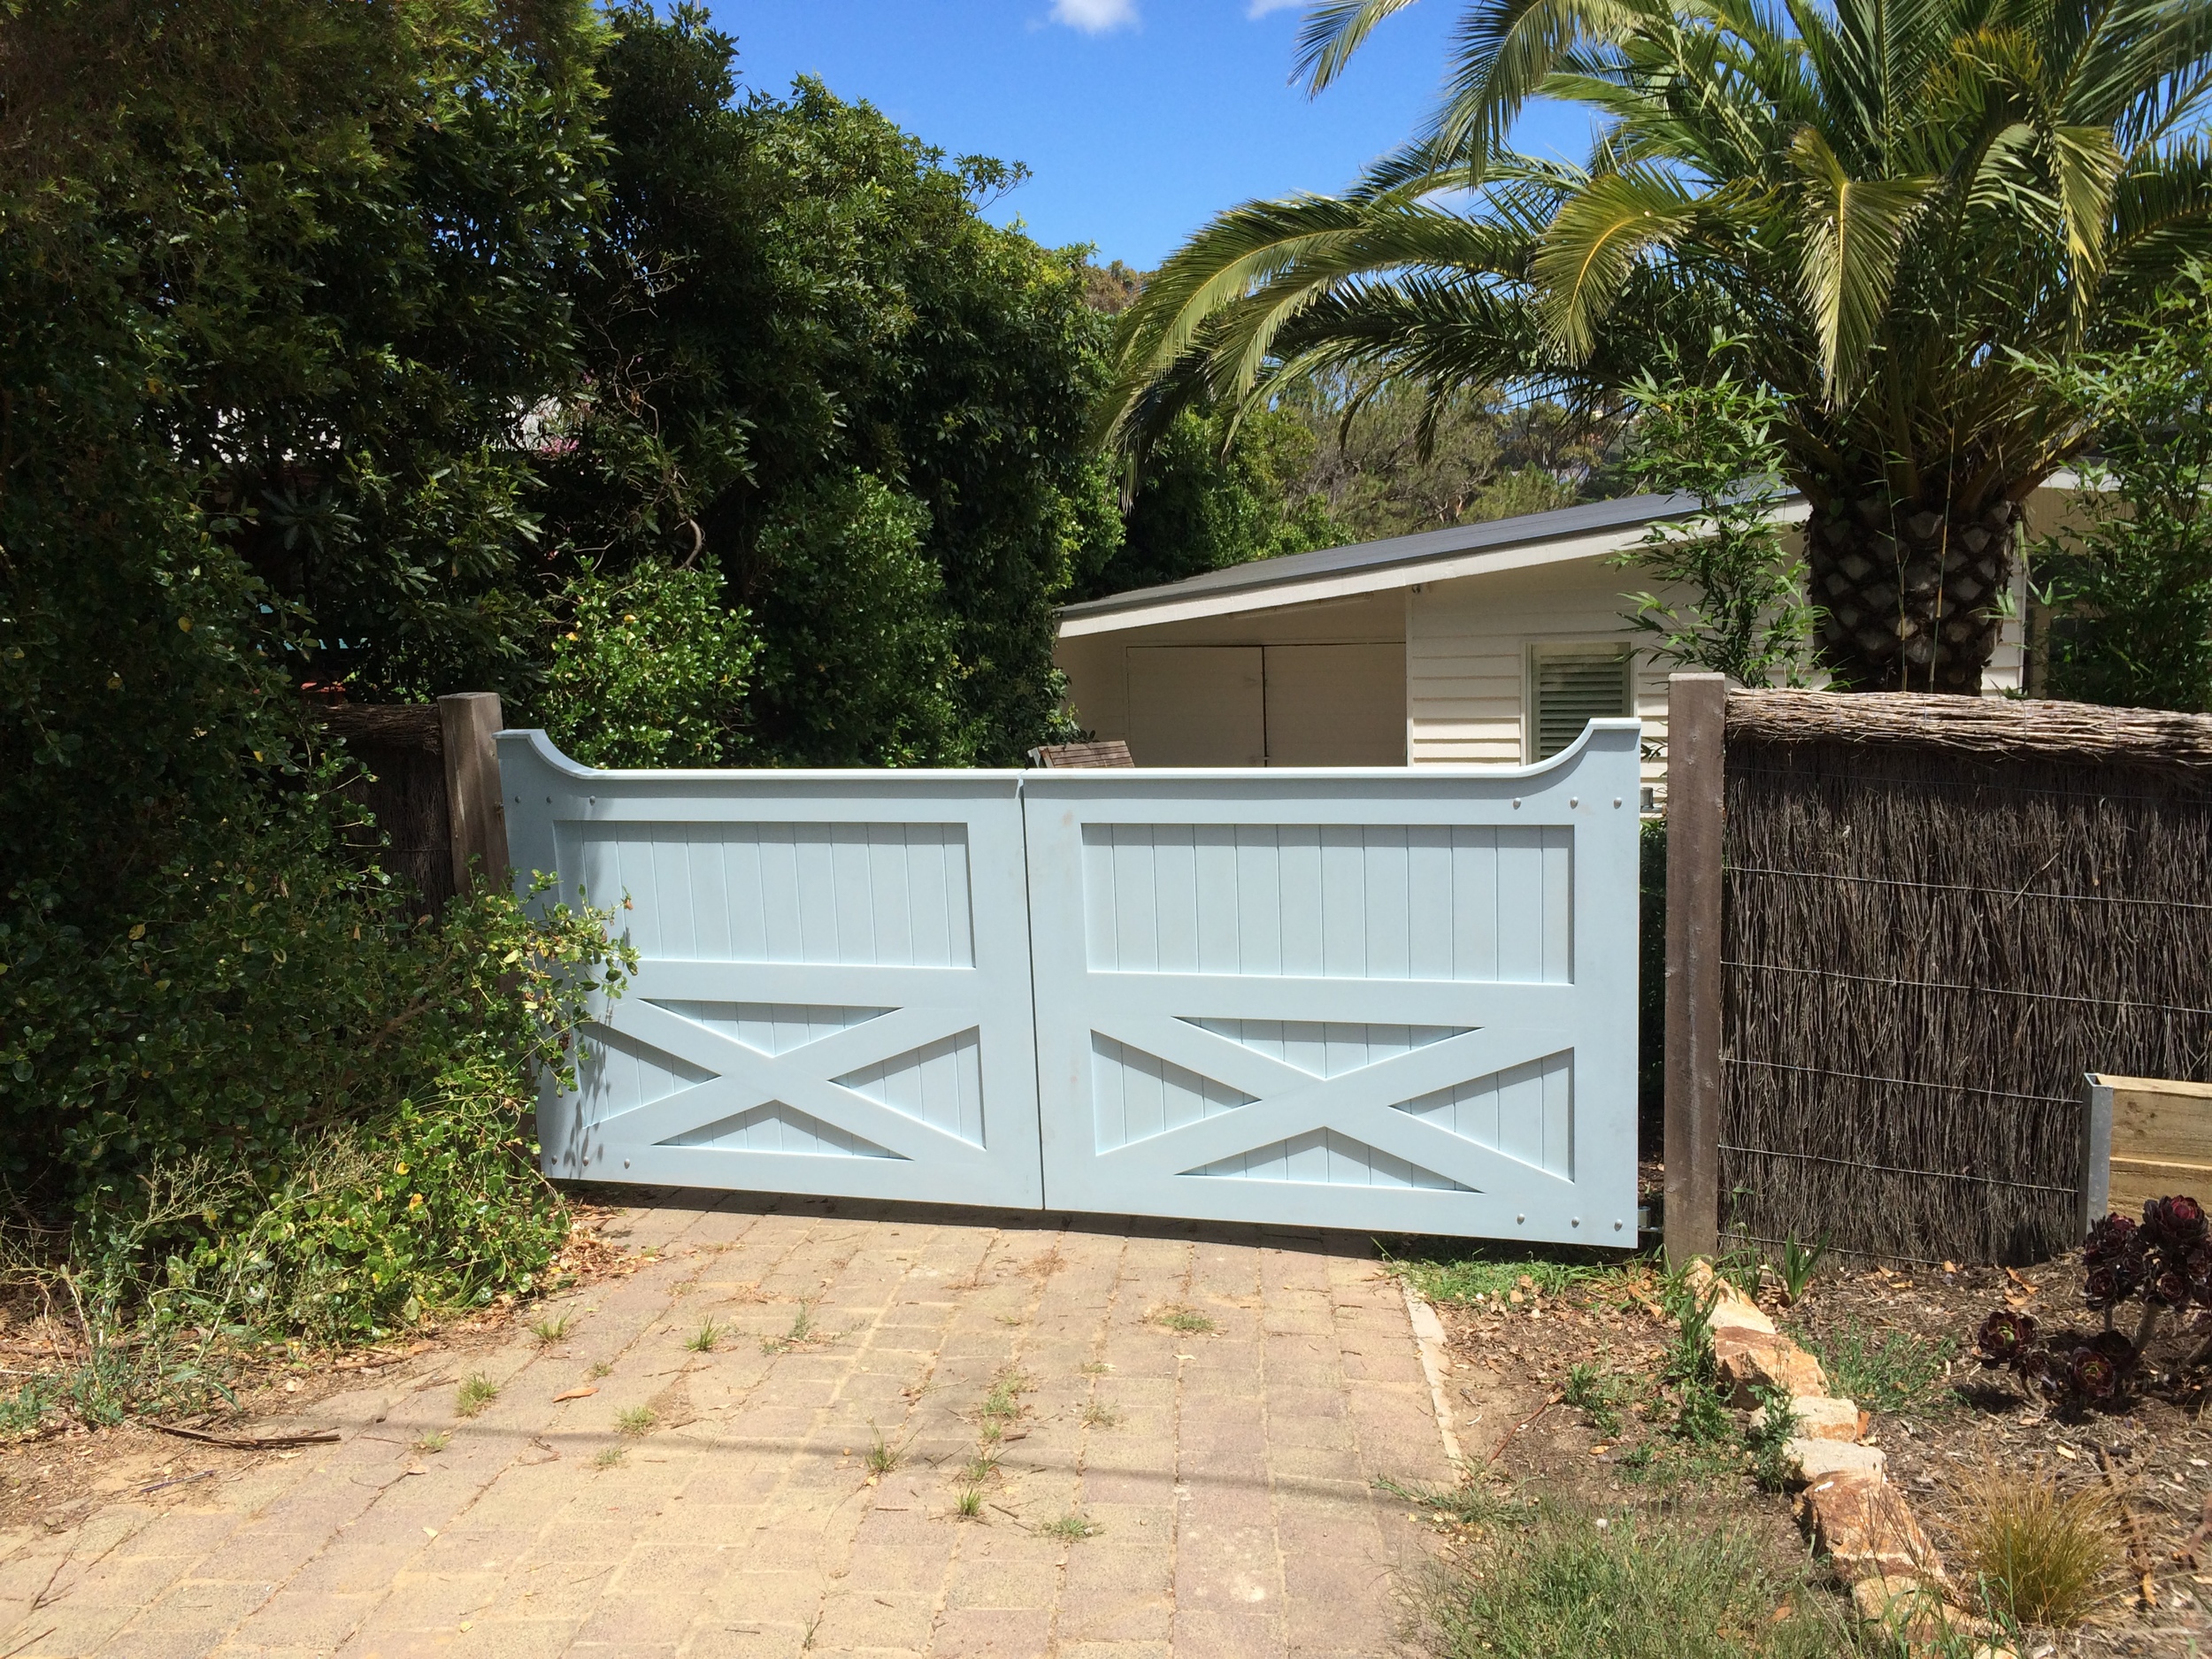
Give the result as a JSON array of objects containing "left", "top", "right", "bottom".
[{"left": 498, "top": 725, "right": 1640, "bottom": 1244}]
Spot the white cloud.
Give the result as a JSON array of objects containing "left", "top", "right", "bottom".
[
  {"left": 1246, "top": 0, "right": 1303, "bottom": 13},
  {"left": 1051, "top": 0, "right": 1140, "bottom": 32}
]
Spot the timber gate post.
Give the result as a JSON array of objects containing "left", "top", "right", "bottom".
[
  {"left": 437, "top": 693, "right": 509, "bottom": 896},
  {"left": 1663, "top": 673, "right": 1726, "bottom": 1263}
]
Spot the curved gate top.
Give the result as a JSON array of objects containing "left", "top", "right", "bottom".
[{"left": 500, "top": 725, "right": 1640, "bottom": 1243}]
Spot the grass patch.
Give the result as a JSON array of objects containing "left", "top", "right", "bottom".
[
  {"left": 528, "top": 1312, "right": 571, "bottom": 1347},
  {"left": 413, "top": 1430, "right": 450, "bottom": 1455},
  {"left": 979, "top": 1368, "right": 1031, "bottom": 1422},
  {"left": 1081, "top": 1401, "right": 1121, "bottom": 1429},
  {"left": 615, "top": 1405, "right": 656, "bottom": 1437},
  {"left": 866, "top": 1427, "right": 905, "bottom": 1475},
  {"left": 761, "top": 1301, "right": 821, "bottom": 1356},
  {"left": 687, "top": 1317, "right": 721, "bottom": 1354},
  {"left": 593, "top": 1446, "right": 626, "bottom": 1470},
  {"left": 1562, "top": 1362, "right": 1624, "bottom": 1439},
  {"left": 961, "top": 1451, "right": 1000, "bottom": 1483},
  {"left": 1800, "top": 1319, "right": 1957, "bottom": 1416},
  {"left": 1041, "top": 1510, "right": 1101, "bottom": 1541},
  {"left": 1744, "top": 1389, "right": 1801, "bottom": 1492},
  {"left": 954, "top": 1484, "right": 983, "bottom": 1519},
  {"left": 1379, "top": 1475, "right": 1500, "bottom": 1529},
  {"left": 1954, "top": 1467, "right": 2117, "bottom": 1628},
  {"left": 1406, "top": 1508, "right": 1847, "bottom": 1658},
  {"left": 588, "top": 1360, "right": 613, "bottom": 1379},
  {"left": 1379, "top": 1240, "right": 1630, "bottom": 1306},
  {"left": 1151, "top": 1305, "right": 1217, "bottom": 1335},
  {"left": 455, "top": 1374, "right": 497, "bottom": 1417}
]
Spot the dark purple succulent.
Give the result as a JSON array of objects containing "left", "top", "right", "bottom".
[
  {"left": 2016, "top": 1346, "right": 2065, "bottom": 1402},
  {"left": 2070, "top": 1345, "right": 2124, "bottom": 1402},
  {"left": 2147, "top": 1195, "right": 2208, "bottom": 1248},
  {"left": 2090, "top": 1328, "right": 2139, "bottom": 1369},
  {"left": 2151, "top": 1269, "right": 2192, "bottom": 1308},
  {"left": 2085, "top": 1212, "right": 2140, "bottom": 1263},
  {"left": 1978, "top": 1309, "right": 2039, "bottom": 1366},
  {"left": 2085, "top": 1263, "right": 2127, "bottom": 1311}
]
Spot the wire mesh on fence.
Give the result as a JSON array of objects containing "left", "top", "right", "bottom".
[{"left": 1719, "top": 726, "right": 2212, "bottom": 1265}]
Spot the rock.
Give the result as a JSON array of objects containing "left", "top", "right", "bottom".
[
  {"left": 1786, "top": 1437, "right": 1887, "bottom": 1485},
  {"left": 1802, "top": 1469, "right": 1942, "bottom": 1581},
  {"left": 1683, "top": 1261, "right": 1776, "bottom": 1335},
  {"left": 1789, "top": 1394, "right": 1861, "bottom": 1441},
  {"left": 1851, "top": 1577, "right": 2008, "bottom": 1655},
  {"left": 1714, "top": 1329, "right": 1828, "bottom": 1405}
]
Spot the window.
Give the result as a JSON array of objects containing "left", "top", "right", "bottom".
[{"left": 1529, "top": 646, "right": 1632, "bottom": 761}]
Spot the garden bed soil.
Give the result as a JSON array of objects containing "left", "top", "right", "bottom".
[
  {"left": 0, "top": 1203, "right": 649, "bottom": 1536},
  {"left": 1413, "top": 1250, "right": 2212, "bottom": 1656}
]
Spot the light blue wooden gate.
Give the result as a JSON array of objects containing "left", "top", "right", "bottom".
[
  {"left": 1021, "top": 725, "right": 1641, "bottom": 1243},
  {"left": 499, "top": 733, "right": 1045, "bottom": 1208},
  {"left": 498, "top": 724, "right": 1639, "bottom": 1240}
]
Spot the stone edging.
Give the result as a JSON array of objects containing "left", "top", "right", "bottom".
[
  {"left": 1402, "top": 1280, "right": 1466, "bottom": 1469},
  {"left": 1681, "top": 1263, "right": 2009, "bottom": 1655}
]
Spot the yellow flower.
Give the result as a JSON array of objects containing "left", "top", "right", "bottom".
[
  {"left": 395, "top": 1163, "right": 410, "bottom": 1175},
  {"left": 409, "top": 1194, "right": 425, "bottom": 1209}
]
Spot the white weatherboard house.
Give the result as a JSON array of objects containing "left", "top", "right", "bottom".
[{"left": 1053, "top": 488, "right": 2067, "bottom": 795}]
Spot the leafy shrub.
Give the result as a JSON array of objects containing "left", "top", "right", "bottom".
[{"left": 541, "top": 557, "right": 758, "bottom": 768}]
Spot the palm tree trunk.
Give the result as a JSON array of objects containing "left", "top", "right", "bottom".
[{"left": 1804, "top": 496, "right": 2019, "bottom": 693}]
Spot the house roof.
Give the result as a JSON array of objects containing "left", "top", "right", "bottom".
[{"left": 1056, "top": 487, "right": 1809, "bottom": 638}]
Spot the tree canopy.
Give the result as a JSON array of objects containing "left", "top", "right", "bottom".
[{"left": 1101, "top": 0, "right": 2212, "bottom": 691}]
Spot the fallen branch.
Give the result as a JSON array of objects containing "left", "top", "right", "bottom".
[
  {"left": 149, "top": 1423, "right": 339, "bottom": 1451},
  {"left": 1484, "top": 1391, "right": 1563, "bottom": 1465}
]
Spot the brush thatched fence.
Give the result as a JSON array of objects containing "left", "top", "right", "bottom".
[{"left": 1664, "top": 677, "right": 2212, "bottom": 1267}]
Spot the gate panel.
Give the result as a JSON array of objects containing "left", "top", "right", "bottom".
[
  {"left": 1023, "top": 725, "right": 1641, "bottom": 1241},
  {"left": 500, "top": 734, "right": 1044, "bottom": 1208}
]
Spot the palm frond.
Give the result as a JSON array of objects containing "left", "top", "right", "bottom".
[
  {"left": 1531, "top": 165, "right": 1701, "bottom": 356},
  {"left": 1790, "top": 127, "right": 1939, "bottom": 399},
  {"left": 1294, "top": 0, "right": 1430, "bottom": 95}
]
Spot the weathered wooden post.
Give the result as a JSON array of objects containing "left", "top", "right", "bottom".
[
  {"left": 1663, "top": 672, "right": 1725, "bottom": 1263},
  {"left": 437, "top": 692, "right": 509, "bottom": 896}
]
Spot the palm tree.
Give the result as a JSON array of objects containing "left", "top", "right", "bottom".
[{"left": 1100, "top": 0, "right": 2212, "bottom": 691}]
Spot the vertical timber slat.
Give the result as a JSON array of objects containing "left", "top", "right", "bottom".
[
  {"left": 439, "top": 692, "right": 508, "bottom": 896},
  {"left": 1664, "top": 672, "right": 1725, "bottom": 1262}
]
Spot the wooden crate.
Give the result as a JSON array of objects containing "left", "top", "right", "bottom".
[{"left": 2084, "top": 1073, "right": 2212, "bottom": 1228}]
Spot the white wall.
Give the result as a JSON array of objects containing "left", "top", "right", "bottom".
[{"left": 1407, "top": 557, "right": 1678, "bottom": 798}]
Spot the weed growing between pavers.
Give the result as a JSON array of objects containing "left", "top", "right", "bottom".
[
  {"left": 1041, "top": 1510, "right": 1100, "bottom": 1541},
  {"left": 414, "top": 1430, "right": 449, "bottom": 1455},
  {"left": 528, "top": 1312, "right": 571, "bottom": 1346},
  {"left": 1080, "top": 1401, "right": 1121, "bottom": 1429},
  {"left": 1149, "top": 1304, "right": 1216, "bottom": 1335},
  {"left": 687, "top": 1316, "right": 721, "bottom": 1353},
  {"left": 455, "top": 1373, "right": 497, "bottom": 1417},
  {"left": 593, "top": 1446, "right": 625, "bottom": 1470},
  {"left": 615, "top": 1405, "right": 655, "bottom": 1437},
  {"left": 761, "top": 1299, "right": 833, "bottom": 1356},
  {"left": 865, "top": 1426, "right": 906, "bottom": 1475},
  {"left": 954, "top": 1483, "right": 983, "bottom": 1519}
]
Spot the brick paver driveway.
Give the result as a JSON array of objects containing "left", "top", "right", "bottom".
[{"left": 0, "top": 1194, "right": 1454, "bottom": 1658}]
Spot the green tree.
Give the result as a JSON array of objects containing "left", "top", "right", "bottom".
[
  {"left": 1615, "top": 356, "right": 1819, "bottom": 686},
  {"left": 1079, "top": 406, "right": 1348, "bottom": 598},
  {"left": 541, "top": 5, "right": 1116, "bottom": 764},
  {"left": 541, "top": 559, "right": 757, "bottom": 767},
  {"left": 1099, "top": 0, "right": 2212, "bottom": 693},
  {"left": 2031, "top": 273, "right": 2212, "bottom": 711},
  {"left": 0, "top": 0, "right": 619, "bottom": 1333}
]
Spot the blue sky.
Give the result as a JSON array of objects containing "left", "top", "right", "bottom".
[{"left": 705, "top": 2, "right": 1594, "bottom": 270}]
